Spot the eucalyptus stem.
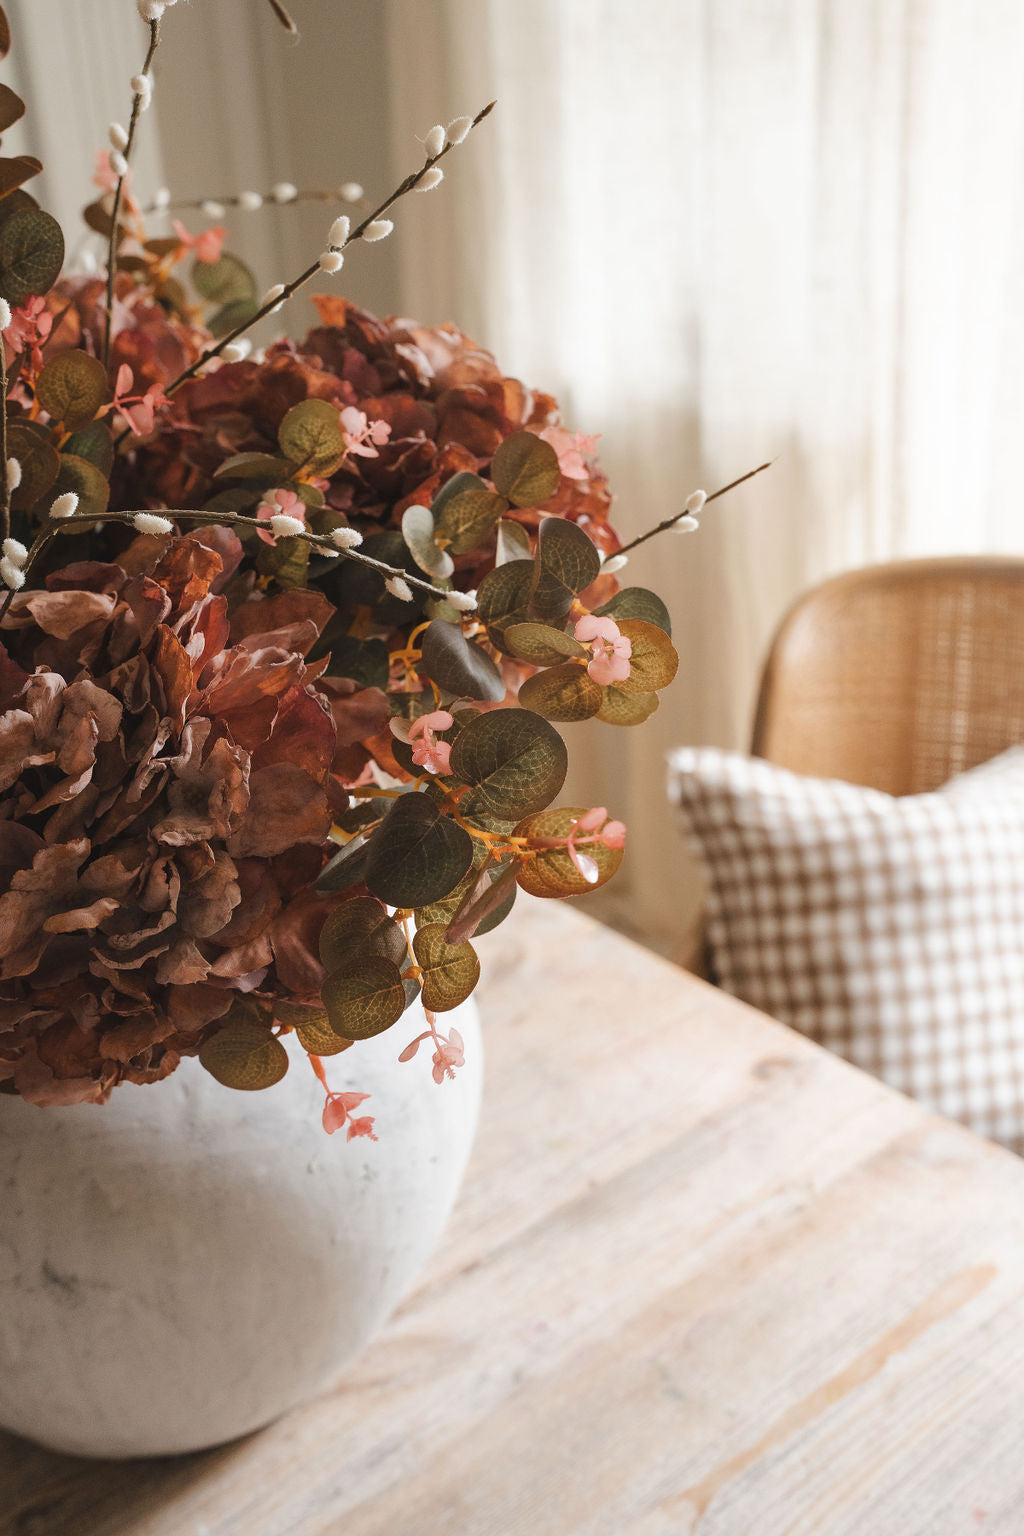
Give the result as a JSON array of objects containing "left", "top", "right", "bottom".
[
  {"left": 135, "top": 101, "right": 496, "bottom": 413},
  {"left": 0, "top": 337, "right": 9, "bottom": 544},
  {"left": 611, "top": 460, "right": 776, "bottom": 559},
  {"left": 103, "top": 16, "right": 161, "bottom": 367},
  {"left": 0, "top": 506, "right": 470, "bottom": 623}
]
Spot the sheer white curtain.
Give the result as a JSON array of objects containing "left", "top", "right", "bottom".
[{"left": 384, "top": 0, "right": 1024, "bottom": 950}]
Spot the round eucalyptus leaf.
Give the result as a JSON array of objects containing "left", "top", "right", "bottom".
[
  {"left": 413, "top": 923, "right": 480, "bottom": 1011},
  {"left": 518, "top": 663, "right": 603, "bottom": 723},
  {"left": 319, "top": 896, "right": 407, "bottom": 972},
  {"left": 616, "top": 619, "right": 679, "bottom": 694},
  {"left": 199, "top": 1022, "right": 290, "bottom": 1091},
  {"left": 420, "top": 617, "right": 506, "bottom": 703},
  {"left": 0, "top": 207, "right": 63, "bottom": 305},
  {"left": 528, "top": 517, "right": 601, "bottom": 622},
  {"left": 502, "top": 621, "right": 587, "bottom": 666},
  {"left": 402, "top": 502, "right": 454, "bottom": 577},
  {"left": 364, "top": 792, "right": 474, "bottom": 908},
  {"left": 595, "top": 586, "right": 673, "bottom": 637},
  {"left": 321, "top": 957, "right": 407, "bottom": 1040},
  {"left": 490, "top": 430, "right": 560, "bottom": 508},
  {"left": 513, "top": 805, "right": 624, "bottom": 898},
  {"left": 596, "top": 685, "right": 660, "bottom": 726},
  {"left": 35, "top": 350, "right": 108, "bottom": 431},
  {"left": 191, "top": 252, "right": 257, "bottom": 307},
  {"left": 278, "top": 398, "right": 347, "bottom": 476},
  {"left": 449, "top": 707, "right": 567, "bottom": 821}
]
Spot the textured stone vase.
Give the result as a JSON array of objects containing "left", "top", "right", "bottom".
[{"left": 0, "top": 1000, "right": 481, "bottom": 1459}]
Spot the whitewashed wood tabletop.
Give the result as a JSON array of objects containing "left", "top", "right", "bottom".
[{"left": 2, "top": 900, "right": 1023, "bottom": 1535}]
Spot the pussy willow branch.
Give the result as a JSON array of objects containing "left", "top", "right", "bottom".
[
  {"left": 611, "top": 460, "right": 776, "bottom": 559},
  {"left": 141, "top": 187, "right": 366, "bottom": 217},
  {"left": 103, "top": 17, "right": 161, "bottom": 368},
  {"left": 0, "top": 507, "right": 465, "bottom": 623},
  {"left": 147, "top": 101, "right": 496, "bottom": 408},
  {"left": 266, "top": 0, "right": 297, "bottom": 29}
]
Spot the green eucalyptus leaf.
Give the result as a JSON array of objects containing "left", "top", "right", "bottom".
[
  {"left": 319, "top": 896, "right": 407, "bottom": 972},
  {"left": 434, "top": 476, "right": 506, "bottom": 554},
  {"left": 616, "top": 619, "right": 679, "bottom": 693},
  {"left": 529, "top": 516, "right": 601, "bottom": 622},
  {"left": 502, "top": 621, "right": 587, "bottom": 666},
  {"left": 491, "top": 430, "right": 560, "bottom": 508},
  {"left": 314, "top": 832, "right": 371, "bottom": 893},
  {"left": 49, "top": 454, "right": 109, "bottom": 521},
  {"left": 448, "top": 707, "right": 568, "bottom": 821},
  {"left": 35, "top": 350, "right": 108, "bottom": 430},
  {"left": 364, "top": 792, "right": 474, "bottom": 908},
  {"left": 595, "top": 586, "right": 673, "bottom": 637},
  {"left": 210, "top": 297, "right": 262, "bottom": 338},
  {"left": 0, "top": 190, "right": 38, "bottom": 236},
  {"left": 321, "top": 958, "right": 406, "bottom": 1040},
  {"left": 0, "top": 207, "right": 63, "bottom": 304},
  {"left": 214, "top": 452, "right": 294, "bottom": 481},
  {"left": 199, "top": 1022, "right": 289, "bottom": 1090},
  {"left": 420, "top": 617, "right": 506, "bottom": 703},
  {"left": 256, "top": 533, "right": 309, "bottom": 589},
  {"left": 295, "top": 1014, "right": 354, "bottom": 1056},
  {"left": 402, "top": 501, "right": 454, "bottom": 577},
  {"left": 415, "top": 856, "right": 517, "bottom": 938},
  {"left": 495, "top": 518, "right": 533, "bottom": 566},
  {"left": 596, "top": 685, "right": 660, "bottom": 726},
  {"left": 278, "top": 398, "right": 347, "bottom": 476},
  {"left": 192, "top": 252, "right": 257, "bottom": 307},
  {"left": 513, "top": 805, "right": 624, "bottom": 898},
  {"left": 413, "top": 924, "right": 480, "bottom": 1012},
  {"left": 476, "top": 558, "right": 533, "bottom": 645},
  {"left": 6, "top": 420, "right": 58, "bottom": 511},
  {"left": 62, "top": 420, "right": 114, "bottom": 475},
  {"left": 518, "top": 663, "right": 602, "bottom": 723}
]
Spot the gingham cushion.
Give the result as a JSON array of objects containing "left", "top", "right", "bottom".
[{"left": 669, "top": 745, "right": 1024, "bottom": 1151}]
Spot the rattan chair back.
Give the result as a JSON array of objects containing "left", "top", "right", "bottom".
[{"left": 751, "top": 557, "right": 1024, "bottom": 793}]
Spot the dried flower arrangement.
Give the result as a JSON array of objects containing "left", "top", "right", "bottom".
[{"left": 0, "top": 0, "right": 767, "bottom": 1133}]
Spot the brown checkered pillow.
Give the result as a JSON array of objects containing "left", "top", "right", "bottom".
[{"left": 669, "top": 746, "right": 1024, "bottom": 1151}]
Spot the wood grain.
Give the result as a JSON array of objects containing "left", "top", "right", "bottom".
[{"left": 3, "top": 901, "right": 1024, "bottom": 1535}]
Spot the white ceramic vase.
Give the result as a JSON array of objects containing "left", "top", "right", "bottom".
[{"left": 0, "top": 999, "right": 481, "bottom": 1459}]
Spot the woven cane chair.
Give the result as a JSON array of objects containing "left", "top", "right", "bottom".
[
  {"left": 752, "top": 556, "right": 1024, "bottom": 793},
  {"left": 680, "top": 556, "right": 1024, "bottom": 973}
]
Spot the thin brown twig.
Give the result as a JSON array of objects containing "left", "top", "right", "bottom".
[
  {"left": 611, "top": 459, "right": 777, "bottom": 559},
  {"left": 0, "top": 507, "right": 471, "bottom": 624},
  {"left": 103, "top": 17, "right": 161, "bottom": 367},
  {"left": 0, "top": 338, "right": 9, "bottom": 545},
  {"left": 140, "top": 186, "right": 365, "bottom": 217},
  {"left": 115, "top": 100, "right": 496, "bottom": 438},
  {"left": 265, "top": 0, "right": 297, "bottom": 30}
]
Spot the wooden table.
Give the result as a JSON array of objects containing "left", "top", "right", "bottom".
[{"left": 4, "top": 902, "right": 1024, "bottom": 1535}]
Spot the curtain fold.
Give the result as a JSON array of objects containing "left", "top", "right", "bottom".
[{"left": 385, "top": 0, "right": 1024, "bottom": 951}]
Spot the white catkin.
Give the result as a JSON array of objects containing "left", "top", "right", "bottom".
[
  {"left": 132, "top": 512, "right": 173, "bottom": 536},
  {"left": 201, "top": 200, "right": 226, "bottom": 219},
  {"left": 385, "top": 576, "right": 414, "bottom": 602},
  {"left": 220, "top": 339, "right": 251, "bottom": 362},
  {"left": 0, "top": 299, "right": 11, "bottom": 331},
  {"left": 108, "top": 122, "right": 129, "bottom": 152},
  {"left": 362, "top": 219, "right": 394, "bottom": 242},
  {"left": 673, "top": 514, "right": 700, "bottom": 534},
  {"left": 600, "top": 553, "right": 629, "bottom": 575},
  {"left": 5, "top": 458, "right": 21, "bottom": 491},
  {"left": 0, "top": 558, "right": 24, "bottom": 591},
  {"left": 272, "top": 181, "right": 298, "bottom": 204},
  {"left": 330, "top": 526, "right": 363, "bottom": 550},
  {"left": 109, "top": 150, "right": 129, "bottom": 179},
  {"left": 328, "top": 214, "right": 350, "bottom": 247},
  {"left": 446, "top": 588, "right": 478, "bottom": 612},
  {"left": 685, "top": 489, "right": 707, "bottom": 514},
  {"left": 423, "top": 124, "right": 446, "bottom": 158},
  {"left": 49, "top": 492, "right": 79, "bottom": 520},
  {"left": 338, "top": 182, "right": 363, "bottom": 203},
  {"left": 131, "top": 73, "right": 153, "bottom": 109},
  {"left": 154, "top": 186, "right": 171, "bottom": 211},
  {"left": 318, "top": 250, "right": 344, "bottom": 274},
  {"left": 446, "top": 115, "right": 473, "bottom": 145},
  {"left": 137, "top": 0, "right": 165, "bottom": 21},
  {"left": 270, "top": 513, "right": 306, "bottom": 539},
  {"left": 239, "top": 191, "right": 263, "bottom": 211},
  {"left": 417, "top": 167, "right": 444, "bottom": 191},
  {"left": 2, "top": 537, "right": 27, "bottom": 566},
  {"left": 262, "top": 284, "right": 286, "bottom": 314}
]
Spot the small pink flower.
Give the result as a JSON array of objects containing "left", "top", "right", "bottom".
[
  {"left": 431, "top": 1027, "right": 465, "bottom": 1083},
  {"left": 3, "top": 296, "right": 52, "bottom": 363},
  {"left": 110, "top": 364, "right": 168, "bottom": 437},
  {"left": 408, "top": 709, "right": 454, "bottom": 775},
  {"left": 538, "top": 425, "right": 601, "bottom": 481},
  {"left": 340, "top": 405, "right": 392, "bottom": 459},
  {"left": 172, "top": 218, "right": 226, "bottom": 264},
  {"left": 565, "top": 806, "right": 628, "bottom": 882},
  {"left": 574, "top": 614, "right": 632, "bottom": 686},
  {"left": 93, "top": 148, "right": 124, "bottom": 195},
  {"left": 346, "top": 1115, "right": 379, "bottom": 1142},
  {"left": 322, "top": 1089, "right": 377, "bottom": 1139},
  {"left": 256, "top": 487, "right": 306, "bottom": 545}
]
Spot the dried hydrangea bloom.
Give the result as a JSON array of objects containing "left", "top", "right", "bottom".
[{"left": 0, "top": 532, "right": 383, "bottom": 1107}]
